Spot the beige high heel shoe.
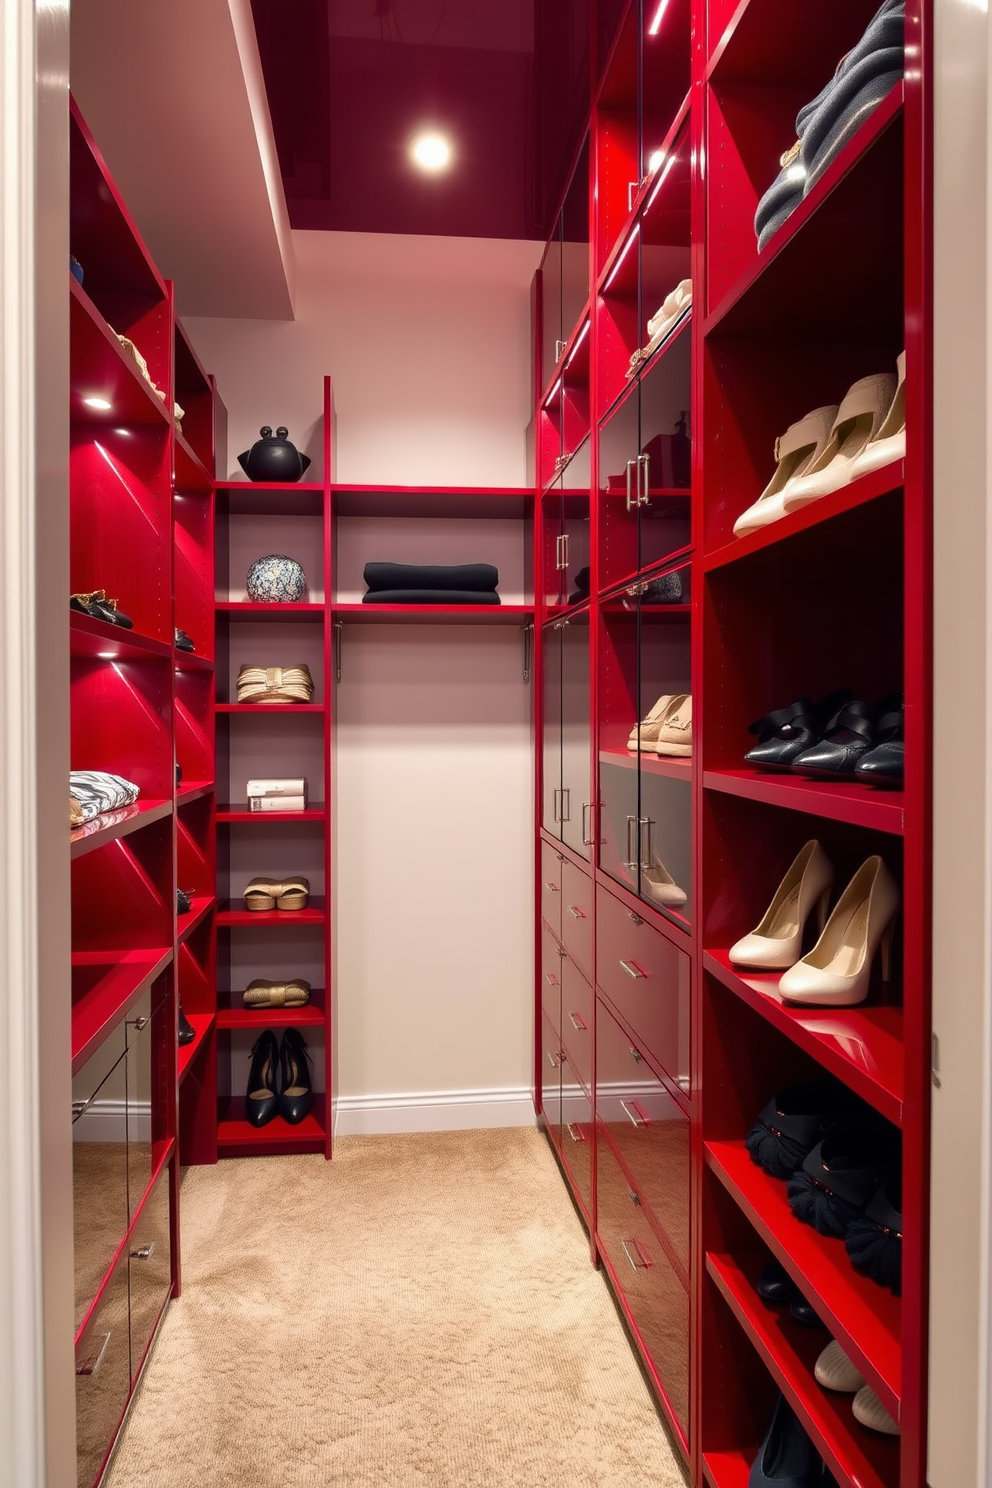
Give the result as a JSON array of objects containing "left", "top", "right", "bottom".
[
  {"left": 778, "top": 856, "right": 899, "bottom": 1006},
  {"left": 783, "top": 372, "right": 896, "bottom": 511},
  {"left": 733, "top": 404, "right": 838, "bottom": 538},
  {"left": 729, "top": 840, "right": 833, "bottom": 970},
  {"left": 640, "top": 846, "right": 687, "bottom": 909},
  {"left": 627, "top": 693, "right": 687, "bottom": 752}
]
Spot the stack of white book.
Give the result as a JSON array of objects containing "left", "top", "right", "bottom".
[{"left": 246, "top": 777, "right": 308, "bottom": 812}]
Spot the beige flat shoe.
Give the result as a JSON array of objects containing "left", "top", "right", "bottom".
[
  {"left": 850, "top": 351, "right": 906, "bottom": 479},
  {"left": 627, "top": 692, "right": 687, "bottom": 752},
  {"left": 852, "top": 1386, "right": 899, "bottom": 1436},
  {"left": 733, "top": 405, "right": 838, "bottom": 537},
  {"left": 777, "top": 856, "right": 899, "bottom": 1006},
  {"left": 655, "top": 695, "right": 692, "bottom": 756},
  {"left": 243, "top": 876, "right": 311, "bottom": 912},
  {"left": 242, "top": 978, "right": 311, "bottom": 1009},
  {"left": 783, "top": 372, "right": 896, "bottom": 510},
  {"left": 815, "top": 1340, "right": 865, "bottom": 1394},
  {"left": 729, "top": 841, "right": 833, "bottom": 971}
]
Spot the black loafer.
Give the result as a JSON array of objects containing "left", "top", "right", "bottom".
[
  {"left": 178, "top": 1002, "right": 196, "bottom": 1047},
  {"left": 788, "top": 1296, "right": 826, "bottom": 1329},
  {"left": 277, "top": 1029, "right": 314, "bottom": 1124},
  {"left": 855, "top": 699, "right": 904, "bottom": 786},
  {"left": 745, "top": 690, "right": 853, "bottom": 771},
  {"left": 246, "top": 1030, "right": 280, "bottom": 1127},
  {"left": 175, "top": 627, "right": 195, "bottom": 652},
  {"left": 791, "top": 699, "right": 878, "bottom": 778},
  {"left": 756, "top": 1258, "right": 795, "bottom": 1304}
]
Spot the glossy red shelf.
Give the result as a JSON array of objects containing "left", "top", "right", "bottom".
[
  {"left": 702, "top": 1449, "right": 753, "bottom": 1488},
  {"left": 332, "top": 484, "right": 533, "bottom": 519},
  {"left": 217, "top": 804, "right": 327, "bottom": 823},
  {"left": 173, "top": 652, "right": 214, "bottom": 672},
  {"left": 705, "top": 1140, "right": 901, "bottom": 1417},
  {"left": 702, "top": 769, "right": 905, "bottom": 835},
  {"left": 173, "top": 430, "right": 212, "bottom": 494},
  {"left": 216, "top": 897, "right": 327, "bottom": 926},
  {"left": 707, "top": 1251, "right": 899, "bottom": 1488},
  {"left": 176, "top": 782, "right": 214, "bottom": 807},
  {"left": 216, "top": 602, "right": 324, "bottom": 620},
  {"left": 69, "top": 278, "right": 171, "bottom": 429},
  {"left": 69, "top": 611, "right": 172, "bottom": 661},
  {"left": 69, "top": 798, "right": 173, "bottom": 860},
  {"left": 217, "top": 1095, "right": 326, "bottom": 1152},
  {"left": 177, "top": 895, "right": 215, "bottom": 945},
  {"left": 704, "top": 461, "right": 905, "bottom": 572},
  {"left": 216, "top": 703, "right": 325, "bottom": 714},
  {"left": 215, "top": 483, "right": 324, "bottom": 518},
  {"left": 71, "top": 947, "right": 173, "bottom": 1071},
  {"left": 177, "top": 1014, "right": 214, "bottom": 1084},
  {"left": 216, "top": 1000, "right": 325, "bottom": 1030},
  {"left": 333, "top": 603, "right": 535, "bottom": 625},
  {"left": 704, "top": 950, "right": 904, "bottom": 1124},
  {"left": 599, "top": 747, "right": 693, "bottom": 782}
]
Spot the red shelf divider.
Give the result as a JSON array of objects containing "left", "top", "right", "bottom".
[
  {"left": 216, "top": 898, "right": 327, "bottom": 927},
  {"left": 177, "top": 1014, "right": 214, "bottom": 1083},
  {"left": 70, "top": 799, "right": 173, "bottom": 861}
]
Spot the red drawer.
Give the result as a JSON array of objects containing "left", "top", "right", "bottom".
[
  {"left": 540, "top": 1011, "right": 563, "bottom": 1150},
  {"left": 596, "top": 1126, "right": 691, "bottom": 1441},
  {"left": 541, "top": 921, "right": 564, "bottom": 1036},
  {"left": 127, "top": 1168, "right": 172, "bottom": 1383},
  {"left": 75, "top": 1247, "right": 131, "bottom": 1488},
  {"left": 560, "top": 1073, "right": 593, "bottom": 1215},
  {"left": 541, "top": 841, "right": 564, "bottom": 939},
  {"left": 597, "top": 998, "right": 690, "bottom": 1278},
  {"left": 560, "top": 954, "right": 593, "bottom": 1092},
  {"left": 596, "top": 884, "right": 690, "bottom": 1092},
  {"left": 561, "top": 858, "right": 593, "bottom": 980}
]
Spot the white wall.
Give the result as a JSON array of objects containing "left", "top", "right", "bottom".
[{"left": 186, "top": 229, "right": 541, "bottom": 1131}]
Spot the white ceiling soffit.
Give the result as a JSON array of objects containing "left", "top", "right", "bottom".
[{"left": 70, "top": 0, "right": 296, "bottom": 320}]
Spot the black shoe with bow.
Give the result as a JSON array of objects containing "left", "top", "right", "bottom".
[
  {"left": 745, "top": 690, "right": 853, "bottom": 772},
  {"left": 855, "top": 698, "right": 904, "bottom": 787}
]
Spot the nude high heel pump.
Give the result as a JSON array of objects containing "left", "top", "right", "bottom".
[
  {"left": 778, "top": 856, "right": 899, "bottom": 1006},
  {"left": 729, "top": 840, "right": 833, "bottom": 970}
]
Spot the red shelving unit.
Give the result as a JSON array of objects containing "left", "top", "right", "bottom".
[{"left": 532, "top": 4, "right": 930, "bottom": 1486}]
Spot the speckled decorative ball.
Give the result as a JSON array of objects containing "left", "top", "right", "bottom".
[{"left": 246, "top": 555, "right": 307, "bottom": 603}]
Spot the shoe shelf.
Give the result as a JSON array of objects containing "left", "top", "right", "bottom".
[
  {"left": 599, "top": 748, "right": 692, "bottom": 782},
  {"left": 174, "top": 653, "right": 214, "bottom": 674},
  {"left": 332, "top": 603, "right": 536, "bottom": 627},
  {"left": 176, "top": 782, "right": 214, "bottom": 807},
  {"left": 69, "top": 611, "right": 173, "bottom": 663},
  {"left": 174, "top": 431, "right": 213, "bottom": 495},
  {"left": 216, "top": 601, "right": 324, "bottom": 620},
  {"left": 705, "top": 1140, "right": 901, "bottom": 1418},
  {"left": 215, "top": 898, "right": 328, "bottom": 927},
  {"left": 701, "top": 1450, "right": 753, "bottom": 1488},
  {"left": 332, "top": 484, "right": 535, "bottom": 519},
  {"left": 177, "top": 1014, "right": 214, "bottom": 1083},
  {"left": 706, "top": 1251, "right": 898, "bottom": 1488},
  {"left": 70, "top": 947, "right": 173, "bottom": 1072},
  {"left": 215, "top": 702, "right": 325, "bottom": 714},
  {"left": 702, "top": 770, "right": 905, "bottom": 836},
  {"left": 216, "top": 1000, "right": 326, "bottom": 1031},
  {"left": 69, "top": 279, "right": 172, "bottom": 431},
  {"left": 70, "top": 799, "right": 174, "bottom": 861},
  {"left": 703, "top": 951, "right": 904, "bottom": 1125},
  {"left": 176, "top": 895, "right": 215, "bottom": 946},
  {"left": 216, "top": 1095, "right": 327, "bottom": 1154},
  {"left": 217, "top": 804, "right": 327, "bottom": 822},
  {"left": 705, "top": 0, "right": 885, "bottom": 84}
]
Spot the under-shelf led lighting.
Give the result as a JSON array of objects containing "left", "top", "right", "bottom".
[
  {"left": 648, "top": 149, "right": 666, "bottom": 174},
  {"left": 83, "top": 396, "right": 112, "bottom": 411},
  {"left": 603, "top": 224, "right": 640, "bottom": 292},
  {"left": 97, "top": 651, "right": 117, "bottom": 660},
  {"left": 566, "top": 319, "right": 590, "bottom": 367},
  {"left": 410, "top": 131, "right": 452, "bottom": 173},
  {"left": 646, "top": 155, "right": 678, "bottom": 212},
  {"left": 114, "top": 427, "right": 132, "bottom": 436},
  {"left": 648, "top": 0, "right": 669, "bottom": 35},
  {"left": 546, "top": 376, "right": 563, "bottom": 405}
]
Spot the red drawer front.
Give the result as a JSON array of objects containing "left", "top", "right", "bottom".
[
  {"left": 596, "top": 998, "right": 690, "bottom": 1278},
  {"left": 561, "top": 859, "right": 593, "bottom": 980},
  {"left": 560, "top": 1074, "right": 593, "bottom": 1215},
  {"left": 596, "top": 1126, "right": 691, "bottom": 1440},
  {"left": 541, "top": 921, "right": 563, "bottom": 1037},
  {"left": 541, "top": 841, "right": 564, "bottom": 939},
  {"left": 75, "top": 1247, "right": 131, "bottom": 1488},
  {"left": 541, "top": 1011, "right": 563, "bottom": 1150},
  {"left": 596, "top": 883, "right": 690, "bottom": 1092},
  {"left": 127, "top": 1168, "right": 172, "bottom": 1383},
  {"left": 560, "top": 954, "right": 593, "bottom": 1093}
]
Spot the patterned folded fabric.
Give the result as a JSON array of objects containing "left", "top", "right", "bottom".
[
  {"left": 236, "top": 664, "right": 314, "bottom": 704},
  {"left": 69, "top": 771, "right": 140, "bottom": 823},
  {"left": 361, "top": 590, "right": 501, "bottom": 606},
  {"left": 363, "top": 562, "right": 499, "bottom": 594}
]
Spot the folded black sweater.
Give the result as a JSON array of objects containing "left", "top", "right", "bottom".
[
  {"left": 363, "top": 562, "right": 499, "bottom": 594},
  {"left": 362, "top": 590, "right": 501, "bottom": 606}
]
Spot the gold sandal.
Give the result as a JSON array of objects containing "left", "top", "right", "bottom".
[
  {"left": 243, "top": 876, "right": 310, "bottom": 912},
  {"left": 242, "top": 978, "right": 311, "bottom": 1009}
]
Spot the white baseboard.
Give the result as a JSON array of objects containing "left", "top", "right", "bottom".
[
  {"left": 72, "top": 1099, "right": 151, "bottom": 1143},
  {"left": 334, "top": 1086, "right": 536, "bottom": 1137}
]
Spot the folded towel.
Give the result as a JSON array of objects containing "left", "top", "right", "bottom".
[
  {"left": 363, "top": 562, "right": 499, "bottom": 594},
  {"left": 362, "top": 590, "right": 501, "bottom": 606},
  {"left": 70, "top": 770, "right": 140, "bottom": 823}
]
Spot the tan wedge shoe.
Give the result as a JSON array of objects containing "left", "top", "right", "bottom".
[
  {"left": 783, "top": 372, "right": 896, "bottom": 510},
  {"left": 729, "top": 840, "right": 833, "bottom": 970},
  {"left": 627, "top": 693, "right": 687, "bottom": 752},
  {"left": 243, "top": 876, "right": 311, "bottom": 912},
  {"left": 778, "top": 856, "right": 899, "bottom": 1006},
  {"left": 733, "top": 404, "right": 838, "bottom": 537}
]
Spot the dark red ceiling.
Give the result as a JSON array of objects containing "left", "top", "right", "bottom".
[{"left": 250, "top": 0, "right": 590, "bottom": 241}]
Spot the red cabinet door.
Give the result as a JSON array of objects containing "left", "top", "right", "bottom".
[
  {"left": 561, "top": 858, "right": 594, "bottom": 982},
  {"left": 75, "top": 1247, "right": 131, "bottom": 1488},
  {"left": 560, "top": 1071, "right": 593, "bottom": 1216},
  {"left": 541, "top": 841, "right": 564, "bottom": 940},
  {"left": 540, "top": 1011, "right": 563, "bottom": 1150},
  {"left": 541, "top": 921, "right": 563, "bottom": 1037},
  {"left": 560, "top": 954, "right": 594, "bottom": 1092},
  {"left": 127, "top": 1168, "right": 172, "bottom": 1384},
  {"left": 596, "top": 883, "right": 690, "bottom": 1094}
]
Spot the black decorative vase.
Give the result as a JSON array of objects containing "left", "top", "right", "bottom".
[{"left": 237, "top": 426, "right": 312, "bottom": 483}]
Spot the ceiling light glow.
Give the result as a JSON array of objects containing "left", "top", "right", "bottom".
[
  {"left": 83, "top": 396, "right": 112, "bottom": 411},
  {"left": 410, "top": 131, "right": 452, "bottom": 172}
]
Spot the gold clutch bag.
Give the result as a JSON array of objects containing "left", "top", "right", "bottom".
[{"left": 236, "top": 664, "right": 314, "bottom": 704}]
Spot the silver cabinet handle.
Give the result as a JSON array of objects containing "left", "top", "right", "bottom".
[
  {"left": 637, "top": 451, "right": 651, "bottom": 507},
  {"left": 561, "top": 532, "right": 569, "bottom": 571},
  {"left": 627, "top": 180, "right": 639, "bottom": 210},
  {"left": 560, "top": 788, "right": 571, "bottom": 823},
  {"left": 555, "top": 338, "right": 567, "bottom": 363},
  {"left": 131, "top": 1016, "right": 149, "bottom": 1032},
  {"left": 627, "top": 911, "right": 643, "bottom": 926},
  {"left": 555, "top": 532, "right": 567, "bottom": 571},
  {"left": 553, "top": 788, "right": 561, "bottom": 823},
  {"left": 566, "top": 1123, "right": 587, "bottom": 1144},
  {"left": 566, "top": 904, "right": 586, "bottom": 920},
  {"left": 76, "top": 1332, "right": 111, "bottom": 1377},
  {"left": 627, "top": 1187, "right": 641, "bottom": 1206},
  {"left": 620, "top": 959, "right": 646, "bottom": 979},
  {"left": 546, "top": 1048, "right": 560, "bottom": 1070},
  {"left": 625, "top": 814, "right": 637, "bottom": 870},
  {"left": 544, "top": 880, "right": 560, "bottom": 893},
  {"left": 568, "top": 1011, "right": 586, "bottom": 1032},
  {"left": 621, "top": 1100, "right": 648, "bottom": 1127},
  {"left": 638, "top": 815, "right": 654, "bottom": 872},
  {"left": 544, "top": 972, "right": 559, "bottom": 988},
  {"left": 628, "top": 1045, "right": 643, "bottom": 1064},
  {"left": 581, "top": 801, "right": 596, "bottom": 846},
  {"left": 130, "top": 1242, "right": 155, "bottom": 1261},
  {"left": 621, "top": 1237, "right": 650, "bottom": 1271},
  {"left": 625, "top": 458, "right": 636, "bottom": 514}
]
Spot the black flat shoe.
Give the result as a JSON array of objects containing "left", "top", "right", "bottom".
[
  {"left": 790, "top": 698, "right": 878, "bottom": 778},
  {"left": 246, "top": 1030, "right": 280, "bottom": 1127},
  {"left": 788, "top": 1295, "right": 826, "bottom": 1329},
  {"left": 175, "top": 627, "right": 195, "bottom": 652},
  {"left": 178, "top": 1002, "right": 196, "bottom": 1047},
  {"left": 756, "top": 1258, "right": 795, "bottom": 1304},
  {"left": 745, "top": 690, "right": 853, "bottom": 771},
  {"left": 277, "top": 1028, "right": 314, "bottom": 1124},
  {"left": 855, "top": 698, "right": 904, "bottom": 787}
]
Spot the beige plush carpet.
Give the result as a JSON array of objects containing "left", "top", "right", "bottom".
[{"left": 104, "top": 1127, "right": 688, "bottom": 1488}]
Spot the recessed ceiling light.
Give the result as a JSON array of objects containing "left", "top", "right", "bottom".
[
  {"left": 83, "top": 396, "right": 112, "bottom": 410},
  {"left": 410, "top": 131, "right": 452, "bottom": 173}
]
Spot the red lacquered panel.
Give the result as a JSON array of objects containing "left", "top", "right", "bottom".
[
  {"left": 127, "top": 1166, "right": 172, "bottom": 1384},
  {"left": 559, "top": 1072, "right": 593, "bottom": 1216},
  {"left": 70, "top": 800, "right": 173, "bottom": 861},
  {"left": 540, "top": 1011, "right": 564, "bottom": 1152},
  {"left": 704, "top": 951, "right": 904, "bottom": 1125},
  {"left": 69, "top": 611, "right": 171, "bottom": 663},
  {"left": 541, "top": 841, "right": 564, "bottom": 938},
  {"left": 332, "top": 603, "right": 536, "bottom": 626},
  {"left": 71, "top": 949, "right": 173, "bottom": 1073},
  {"left": 561, "top": 858, "right": 594, "bottom": 982},
  {"left": 177, "top": 1015, "right": 213, "bottom": 1083},
  {"left": 216, "top": 1094, "right": 327, "bottom": 1154},
  {"left": 560, "top": 955, "right": 593, "bottom": 1093},
  {"left": 707, "top": 1252, "right": 899, "bottom": 1488},
  {"left": 702, "top": 1450, "right": 753, "bottom": 1488},
  {"left": 176, "top": 897, "right": 214, "bottom": 947},
  {"left": 597, "top": 1125, "right": 691, "bottom": 1448},
  {"left": 215, "top": 897, "right": 327, "bottom": 926},
  {"left": 706, "top": 0, "right": 885, "bottom": 83},
  {"left": 597, "top": 997, "right": 690, "bottom": 1281},
  {"left": 216, "top": 992, "right": 327, "bottom": 1030},
  {"left": 596, "top": 882, "right": 691, "bottom": 1094},
  {"left": 705, "top": 1140, "right": 901, "bottom": 1418},
  {"left": 69, "top": 281, "right": 171, "bottom": 430},
  {"left": 216, "top": 804, "right": 326, "bottom": 822},
  {"left": 541, "top": 922, "right": 563, "bottom": 1036},
  {"left": 703, "top": 771, "right": 905, "bottom": 836},
  {"left": 75, "top": 1243, "right": 132, "bottom": 1488}
]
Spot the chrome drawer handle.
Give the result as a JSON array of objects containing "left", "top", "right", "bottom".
[
  {"left": 566, "top": 1123, "right": 587, "bottom": 1144},
  {"left": 76, "top": 1332, "right": 111, "bottom": 1377},
  {"left": 621, "top": 1237, "right": 651, "bottom": 1271},
  {"left": 131, "top": 1016, "right": 149, "bottom": 1032},
  {"left": 544, "top": 973, "right": 559, "bottom": 988},
  {"left": 546, "top": 1049, "right": 560, "bottom": 1070},
  {"left": 627, "top": 912, "right": 643, "bottom": 926},
  {"left": 130, "top": 1242, "right": 155, "bottom": 1261},
  {"left": 628, "top": 1045, "right": 643, "bottom": 1063},
  {"left": 568, "top": 1011, "right": 586, "bottom": 1032},
  {"left": 582, "top": 801, "right": 596, "bottom": 845},
  {"left": 567, "top": 904, "right": 586, "bottom": 920},
  {"left": 627, "top": 1187, "right": 641, "bottom": 1206},
  {"left": 544, "top": 881, "right": 559, "bottom": 892},
  {"left": 619, "top": 959, "right": 646, "bottom": 979},
  {"left": 621, "top": 1100, "right": 648, "bottom": 1128}
]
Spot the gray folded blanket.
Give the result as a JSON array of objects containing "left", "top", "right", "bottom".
[
  {"left": 363, "top": 562, "right": 499, "bottom": 594},
  {"left": 362, "top": 590, "right": 501, "bottom": 606}
]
